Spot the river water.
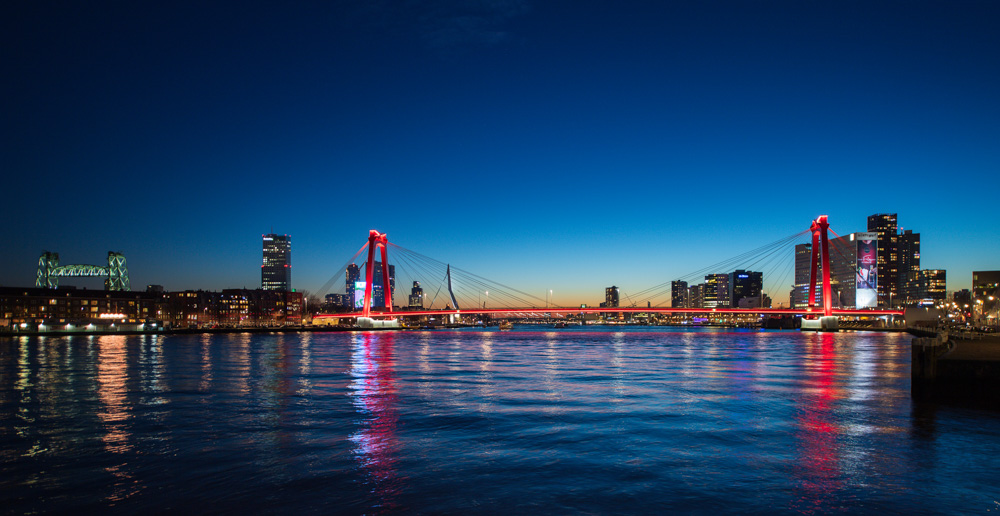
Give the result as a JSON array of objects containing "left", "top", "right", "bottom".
[{"left": 2, "top": 328, "right": 999, "bottom": 514}]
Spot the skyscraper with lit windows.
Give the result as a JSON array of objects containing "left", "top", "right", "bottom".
[{"left": 261, "top": 234, "right": 291, "bottom": 291}]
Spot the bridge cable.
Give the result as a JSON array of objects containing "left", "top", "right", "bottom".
[
  {"left": 388, "top": 243, "right": 549, "bottom": 307},
  {"left": 630, "top": 230, "right": 809, "bottom": 306},
  {"left": 316, "top": 242, "right": 369, "bottom": 299}
]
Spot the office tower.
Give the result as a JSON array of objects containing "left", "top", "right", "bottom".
[
  {"left": 370, "top": 262, "right": 395, "bottom": 309},
  {"left": 703, "top": 274, "right": 729, "bottom": 308},
  {"left": 671, "top": 280, "right": 688, "bottom": 308},
  {"left": 867, "top": 214, "right": 899, "bottom": 307},
  {"left": 898, "top": 229, "right": 921, "bottom": 302},
  {"left": 409, "top": 281, "right": 424, "bottom": 308},
  {"left": 729, "top": 270, "right": 763, "bottom": 307},
  {"left": 688, "top": 284, "right": 704, "bottom": 309},
  {"left": 262, "top": 234, "right": 291, "bottom": 291},
  {"left": 791, "top": 244, "right": 817, "bottom": 308},
  {"left": 919, "top": 270, "right": 947, "bottom": 301},
  {"left": 973, "top": 271, "right": 1000, "bottom": 298},
  {"left": 346, "top": 264, "right": 361, "bottom": 309},
  {"left": 605, "top": 286, "right": 619, "bottom": 307}
]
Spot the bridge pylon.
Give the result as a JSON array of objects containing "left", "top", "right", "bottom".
[
  {"left": 361, "top": 230, "right": 393, "bottom": 318},
  {"left": 803, "top": 215, "right": 838, "bottom": 331}
]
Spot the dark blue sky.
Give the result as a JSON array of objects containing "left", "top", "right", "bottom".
[{"left": 2, "top": 1, "right": 998, "bottom": 305}]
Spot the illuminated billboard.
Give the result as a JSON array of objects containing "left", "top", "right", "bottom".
[
  {"left": 354, "top": 281, "right": 366, "bottom": 310},
  {"left": 855, "top": 233, "right": 877, "bottom": 308}
]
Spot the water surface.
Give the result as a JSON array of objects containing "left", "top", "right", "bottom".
[{"left": 2, "top": 328, "right": 999, "bottom": 513}]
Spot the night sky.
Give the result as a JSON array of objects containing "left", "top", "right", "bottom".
[{"left": 3, "top": 1, "right": 998, "bottom": 305}]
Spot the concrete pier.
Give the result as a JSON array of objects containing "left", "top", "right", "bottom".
[
  {"left": 801, "top": 316, "right": 839, "bottom": 332},
  {"left": 912, "top": 333, "right": 1000, "bottom": 408}
]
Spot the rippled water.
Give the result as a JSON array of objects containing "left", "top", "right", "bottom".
[{"left": 2, "top": 328, "right": 1000, "bottom": 514}]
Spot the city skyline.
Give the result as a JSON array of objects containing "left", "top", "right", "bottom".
[{"left": 2, "top": 2, "right": 998, "bottom": 304}]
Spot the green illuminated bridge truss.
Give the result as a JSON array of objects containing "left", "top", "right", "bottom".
[{"left": 36, "top": 251, "right": 130, "bottom": 291}]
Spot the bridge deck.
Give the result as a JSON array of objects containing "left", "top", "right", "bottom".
[{"left": 323, "top": 307, "right": 904, "bottom": 319}]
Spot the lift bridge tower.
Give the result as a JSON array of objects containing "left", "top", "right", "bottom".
[{"left": 36, "top": 251, "right": 130, "bottom": 291}]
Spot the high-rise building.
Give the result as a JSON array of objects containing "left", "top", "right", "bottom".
[
  {"left": 671, "top": 280, "right": 688, "bottom": 308},
  {"left": 408, "top": 281, "right": 424, "bottom": 308},
  {"left": 262, "top": 234, "right": 291, "bottom": 291},
  {"left": 370, "top": 262, "right": 395, "bottom": 310},
  {"left": 604, "top": 286, "right": 621, "bottom": 320},
  {"left": 688, "top": 284, "right": 703, "bottom": 309},
  {"left": 791, "top": 244, "right": 818, "bottom": 309},
  {"left": 898, "top": 229, "right": 921, "bottom": 296},
  {"left": 345, "top": 264, "right": 361, "bottom": 309},
  {"left": 867, "top": 214, "right": 899, "bottom": 307},
  {"left": 920, "top": 269, "right": 947, "bottom": 301},
  {"left": 729, "top": 270, "right": 762, "bottom": 307},
  {"left": 605, "top": 286, "right": 619, "bottom": 308},
  {"left": 703, "top": 274, "right": 729, "bottom": 308}
]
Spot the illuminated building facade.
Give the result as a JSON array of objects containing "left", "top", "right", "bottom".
[
  {"left": 0, "top": 286, "right": 302, "bottom": 330},
  {"left": 671, "top": 280, "right": 688, "bottom": 308},
  {"left": 0, "top": 286, "right": 158, "bottom": 330},
  {"left": 262, "top": 234, "right": 291, "bottom": 291},
  {"left": 408, "top": 281, "right": 424, "bottom": 308},
  {"left": 346, "top": 264, "right": 361, "bottom": 309},
  {"left": 973, "top": 271, "right": 1000, "bottom": 319},
  {"left": 688, "top": 284, "right": 703, "bottom": 309},
  {"left": 867, "top": 214, "right": 899, "bottom": 307},
  {"left": 919, "top": 269, "right": 947, "bottom": 301},
  {"left": 370, "top": 262, "right": 395, "bottom": 310},
  {"left": 898, "top": 229, "right": 921, "bottom": 298},
  {"left": 605, "top": 286, "right": 619, "bottom": 307},
  {"left": 729, "top": 270, "right": 762, "bottom": 307},
  {"left": 972, "top": 271, "right": 1000, "bottom": 299},
  {"left": 703, "top": 274, "right": 729, "bottom": 308}
]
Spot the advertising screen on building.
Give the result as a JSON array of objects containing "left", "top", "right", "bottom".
[
  {"left": 354, "top": 281, "right": 366, "bottom": 310},
  {"left": 855, "top": 233, "right": 878, "bottom": 308}
]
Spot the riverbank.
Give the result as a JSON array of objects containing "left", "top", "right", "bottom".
[
  {"left": 912, "top": 333, "right": 1000, "bottom": 408},
  {"left": 0, "top": 326, "right": 369, "bottom": 337}
]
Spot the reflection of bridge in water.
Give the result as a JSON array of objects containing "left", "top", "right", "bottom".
[{"left": 320, "top": 216, "right": 904, "bottom": 329}]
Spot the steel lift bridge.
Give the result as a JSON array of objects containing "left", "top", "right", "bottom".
[{"left": 36, "top": 251, "right": 130, "bottom": 291}]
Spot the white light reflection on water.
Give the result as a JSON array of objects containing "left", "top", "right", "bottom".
[
  {"left": 199, "top": 333, "right": 213, "bottom": 392},
  {"left": 95, "top": 335, "right": 138, "bottom": 503}
]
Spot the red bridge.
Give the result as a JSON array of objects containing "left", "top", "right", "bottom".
[{"left": 318, "top": 216, "right": 905, "bottom": 325}]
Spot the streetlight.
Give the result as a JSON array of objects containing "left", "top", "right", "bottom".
[
  {"left": 485, "top": 291, "right": 488, "bottom": 309},
  {"left": 546, "top": 289, "right": 552, "bottom": 308}
]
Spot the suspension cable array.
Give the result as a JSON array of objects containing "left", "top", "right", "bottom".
[
  {"left": 389, "top": 243, "right": 549, "bottom": 309},
  {"left": 618, "top": 229, "right": 811, "bottom": 308},
  {"left": 315, "top": 222, "right": 850, "bottom": 313}
]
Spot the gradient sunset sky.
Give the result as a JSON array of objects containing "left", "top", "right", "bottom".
[{"left": 2, "top": 1, "right": 998, "bottom": 305}]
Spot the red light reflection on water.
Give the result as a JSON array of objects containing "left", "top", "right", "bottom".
[
  {"left": 348, "top": 332, "right": 403, "bottom": 512},
  {"left": 792, "top": 332, "right": 842, "bottom": 514}
]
